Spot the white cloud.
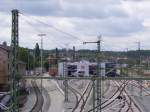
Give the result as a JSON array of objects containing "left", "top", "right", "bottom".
[{"left": 0, "top": 0, "right": 150, "bottom": 51}]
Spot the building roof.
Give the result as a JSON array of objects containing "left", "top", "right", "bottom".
[
  {"left": 0, "top": 45, "right": 9, "bottom": 52},
  {"left": 0, "top": 44, "right": 26, "bottom": 65}
]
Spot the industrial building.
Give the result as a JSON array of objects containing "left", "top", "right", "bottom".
[{"left": 58, "top": 60, "right": 117, "bottom": 77}]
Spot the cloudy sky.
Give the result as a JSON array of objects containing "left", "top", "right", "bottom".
[{"left": 0, "top": 0, "right": 150, "bottom": 51}]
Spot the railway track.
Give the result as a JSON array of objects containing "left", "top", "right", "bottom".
[
  {"left": 0, "top": 94, "right": 9, "bottom": 111},
  {"left": 118, "top": 82, "right": 134, "bottom": 112},
  {"left": 62, "top": 79, "right": 143, "bottom": 112},
  {"left": 64, "top": 80, "right": 92, "bottom": 112},
  {"left": 30, "top": 80, "right": 44, "bottom": 112},
  {"left": 101, "top": 81, "right": 128, "bottom": 109},
  {"left": 88, "top": 80, "right": 142, "bottom": 112},
  {"left": 88, "top": 81, "right": 128, "bottom": 112},
  {"left": 79, "top": 83, "right": 92, "bottom": 112},
  {"left": 124, "top": 92, "right": 134, "bottom": 112},
  {"left": 118, "top": 81, "right": 142, "bottom": 112},
  {"left": 128, "top": 81, "right": 150, "bottom": 96},
  {"left": 70, "top": 81, "right": 92, "bottom": 112},
  {"left": 118, "top": 94, "right": 125, "bottom": 112}
]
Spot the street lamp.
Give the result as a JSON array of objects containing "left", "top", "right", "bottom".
[
  {"left": 38, "top": 33, "right": 46, "bottom": 76},
  {"left": 38, "top": 33, "right": 46, "bottom": 112}
]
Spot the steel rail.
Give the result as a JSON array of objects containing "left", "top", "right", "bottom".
[
  {"left": 30, "top": 81, "right": 44, "bottom": 112},
  {"left": 71, "top": 82, "right": 91, "bottom": 112},
  {"left": 88, "top": 81, "right": 128, "bottom": 112}
]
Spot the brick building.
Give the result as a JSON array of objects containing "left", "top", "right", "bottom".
[
  {"left": 0, "top": 43, "right": 26, "bottom": 91},
  {"left": 0, "top": 45, "right": 9, "bottom": 87}
]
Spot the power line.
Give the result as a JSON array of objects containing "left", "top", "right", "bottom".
[
  {"left": 19, "top": 13, "right": 81, "bottom": 49},
  {"left": 20, "top": 15, "right": 43, "bottom": 33},
  {"left": 19, "top": 12, "right": 83, "bottom": 42},
  {"left": 19, "top": 16, "right": 66, "bottom": 49}
]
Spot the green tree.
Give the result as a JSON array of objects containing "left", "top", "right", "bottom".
[
  {"left": 44, "top": 61, "right": 49, "bottom": 71},
  {"left": 18, "top": 47, "right": 34, "bottom": 70},
  {"left": 34, "top": 43, "right": 40, "bottom": 67},
  {"left": 35, "top": 43, "right": 40, "bottom": 58},
  {"left": 18, "top": 47, "right": 28, "bottom": 63}
]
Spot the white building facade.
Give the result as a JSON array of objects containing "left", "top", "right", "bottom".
[{"left": 58, "top": 60, "right": 114, "bottom": 77}]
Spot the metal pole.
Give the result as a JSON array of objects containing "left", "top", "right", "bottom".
[
  {"left": 137, "top": 41, "right": 141, "bottom": 65},
  {"left": 38, "top": 34, "right": 46, "bottom": 112},
  {"left": 139, "top": 42, "right": 142, "bottom": 97},
  {"left": 10, "top": 9, "right": 19, "bottom": 112},
  {"left": 41, "top": 36, "right": 43, "bottom": 112},
  {"left": 56, "top": 48, "right": 59, "bottom": 64},
  {"left": 83, "top": 36, "right": 102, "bottom": 112},
  {"left": 92, "top": 79, "right": 95, "bottom": 112},
  {"left": 148, "top": 58, "right": 150, "bottom": 68},
  {"left": 73, "top": 46, "right": 76, "bottom": 62},
  {"left": 64, "top": 46, "right": 68, "bottom": 102},
  {"left": 28, "top": 49, "right": 30, "bottom": 75},
  {"left": 34, "top": 48, "right": 35, "bottom": 74},
  {"left": 126, "top": 48, "right": 128, "bottom": 76},
  {"left": 97, "top": 35, "right": 102, "bottom": 112},
  {"left": 136, "top": 41, "right": 142, "bottom": 97}
]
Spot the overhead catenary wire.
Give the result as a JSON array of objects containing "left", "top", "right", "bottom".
[
  {"left": 19, "top": 12, "right": 83, "bottom": 43},
  {"left": 19, "top": 15, "right": 43, "bottom": 34},
  {"left": 19, "top": 15, "right": 66, "bottom": 49},
  {"left": 19, "top": 13, "right": 82, "bottom": 49}
]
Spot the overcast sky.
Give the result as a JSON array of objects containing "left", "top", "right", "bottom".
[{"left": 0, "top": 0, "right": 150, "bottom": 51}]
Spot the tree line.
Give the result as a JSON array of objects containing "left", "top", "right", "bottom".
[{"left": 18, "top": 44, "right": 150, "bottom": 71}]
